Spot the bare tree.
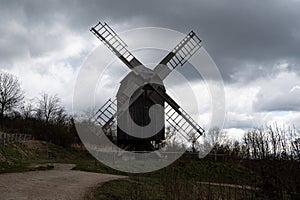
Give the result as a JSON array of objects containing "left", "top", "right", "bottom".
[
  {"left": 0, "top": 72, "right": 24, "bottom": 117},
  {"left": 37, "top": 93, "right": 64, "bottom": 123},
  {"left": 20, "top": 100, "right": 35, "bottom": 119},
  {"left": 198, "top": 127, "right": 225, "bottom": 157},
  {"left": 292, "top": 138, "right": 300, "bottom": 160},
  {"left": 54, "top": 107, "right": 68, "bottom": 125}
]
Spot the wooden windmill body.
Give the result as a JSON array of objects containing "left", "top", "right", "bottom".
[{"left": 92, "top": 22, "right": 205, "bottom": 151}]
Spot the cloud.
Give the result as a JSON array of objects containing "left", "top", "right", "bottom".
[
  {"left": 253, "top": 71, "right": 300, "bottom": 112},
  {"left": 219, "top": 71, "right": 300, "bottom": 130},
  {"left": 224, "top": 128, "right": 246, "bottom": 141},
  {"left": 290, "top": 85, "right": 300, "bottom": 93},
  {"left": 1, "top": 0, "right": 300, "bottom": 82}
]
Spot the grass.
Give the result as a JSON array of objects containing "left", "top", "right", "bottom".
[
  {"left": 87, "top": 176, "right": 257, "bottom": 200},
  {"left": 0, "top": 142, "right": 260, "bottom": 199},
  {"left": 0, "top": 143, "right": 31, "bottom": 173},
  {"left": 76, "top": 158, "right": 260, "bottom": 200},
  {"left": 72, "top": 159, "right": 127, "bottom": 175},
  {"left": 0, "top": 140, "right": 91, "bottom": 173},
  {"left": 73, "top": 157, "right": 258, "bottom": 184}
]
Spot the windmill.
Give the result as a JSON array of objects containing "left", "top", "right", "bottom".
[{"left": 91, "top": 21, "right": 205, "bottom": 152}]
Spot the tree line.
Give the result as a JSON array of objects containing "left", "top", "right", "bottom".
[
  {"left": 206, "top": 125, "right": 300, "bottom": 161},
  {"left": 205, "top": 125, "right": 300, "bottom": 199},
  {"left": 0, "top": 71, "right": 80, "bottom": 147}
]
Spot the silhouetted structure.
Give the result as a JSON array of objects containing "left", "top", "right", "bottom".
[{"left": 91, "top": 21, "right": 205, "bottom": 151}]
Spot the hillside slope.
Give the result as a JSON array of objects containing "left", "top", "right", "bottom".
[{"left": 0, "top": 140, "right": 89, "bottom": 173}]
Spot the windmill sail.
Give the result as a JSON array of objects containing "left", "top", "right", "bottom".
[
  {"left": 154, "top": 31, "right": 202, "bottom": 80},
  {"left": 94, "top": 98, "right": 117, "bottom": 139},
  {"left": 90, "top": 22, "right": 144, "bottom": 74},
  {"left": 148, "top": 86, "right": 205, "bottom": 141},
  {"left": 165, "top": 104, "right": 204, "bottom": 142},
  {"left": 91, "top": 21, "right": 149, "bottom": 115}
]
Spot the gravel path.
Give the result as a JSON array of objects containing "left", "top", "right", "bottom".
[{"left": 0, "top": 164, "right": 126, "bottom": 200}]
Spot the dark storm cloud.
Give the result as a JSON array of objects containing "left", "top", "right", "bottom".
[
  {"left": 1, "top": 0, "right": 300, "bottom": 82},
  {"left": 61, "top": 0, "right": 300, "bottom": 82},
  {"left": 0, "top": 0, "right": 299, "bottom": 78}
]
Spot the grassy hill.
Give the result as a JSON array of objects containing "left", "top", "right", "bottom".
[
  {"left": 0, "top": 140, "right": 258, "bottom": 199},
  {"left": 0, "top": 140, "right": 89, "bottom": 173},
  {"left": 1, "top": 140, "right": 299, "bottom": 199},
  {"left": 0, "top": 139, "right": 125, "bottom": 176}
]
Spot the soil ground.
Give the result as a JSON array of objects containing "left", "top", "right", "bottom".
[{"left": 0, "top": 163, "right": 126, "bottom": 200}]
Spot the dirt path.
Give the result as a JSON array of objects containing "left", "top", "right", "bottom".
[
  {"left": 0, "top": 164, "right": 126, "bottom": 200},
  {"left": 198, "top": 181, "right": 258, "bottom": 190}
]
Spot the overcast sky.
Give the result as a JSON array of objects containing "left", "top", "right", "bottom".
[{"left": 1, "top": 0, "right": 300, "bottom": 139}]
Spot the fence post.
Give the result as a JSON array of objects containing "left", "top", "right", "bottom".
[
  {"left": 0, "top": 134, "right": 3, "bottom": 145},
  {"left": 0, "top": 133, "right": 35, "bottom": 145}
]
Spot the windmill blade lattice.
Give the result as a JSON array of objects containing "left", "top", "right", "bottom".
[
  {"left": 147, "top": 85, "right": 205, "bottom": 142},
  {"left": 154, "top": 31, "right": 202, "bottom": 80},
  {"left": 90, "top": 22, "right": 144, "bottom": 73},
  {"left": 165, "top": 104, "right": 204, "bottom": 142},
  {"left": 94, "top": 98, "right": 117, "bottom": 137}
]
